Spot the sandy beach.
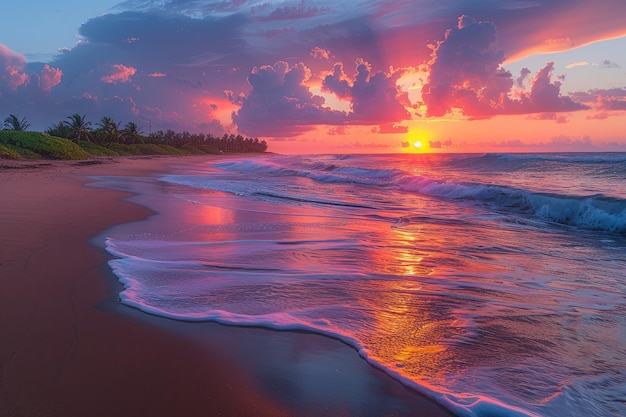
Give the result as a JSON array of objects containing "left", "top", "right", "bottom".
[{"left": 0, "top": 156, "right": 454, "bottom": 417}]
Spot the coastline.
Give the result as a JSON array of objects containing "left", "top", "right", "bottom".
[{"left": 0, "top": 155, "right": 455, "bottom": 417}]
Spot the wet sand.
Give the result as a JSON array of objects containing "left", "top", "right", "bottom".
[{"left": 0, "top": 156, "right": 454, "bottom": 417}]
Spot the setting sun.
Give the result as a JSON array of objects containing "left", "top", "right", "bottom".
[{"left": 404, "top": 129, "right": 431, "bottom": 153}]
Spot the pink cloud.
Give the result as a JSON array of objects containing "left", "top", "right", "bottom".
[
  {"left": 311, "top": 46, "right": 331, "bottom": 60},
  {"left": 598, "top": 96, "right": 626, "bottom": 111},
  {"left": 0, "top": 44, "right": 62, "bottom": 93},
  {"left": 378, "top": 123, "right": 409, "bottom": 134},
  {"left": 421, "top": 16, "right": 588, "bottom": 118},
  {"left": 323, "top": 59, "right": 412, "bottom": 124},
  {"left": 3, "top": 3, "right": 625, "bottom": 137},
  {"left": 39, "top": 65, "right": 63, "bottom": 93},
  {"left": 569, "top": 87, "right": 626, "bottom": 111},
  {"left": 0, "top": 44, "right": 26, "bottom": 68},
  {"left": 230, "top": 57, "right": 413, "bottom": 136},
  {"left": 587, "top": 112, "right": 609, "bottom": 120},
  {"left": 429, "top": 139, "right": 454, "bottom": 149},
  {"left": 327, "top": 126, "right": 347, "bottom": 135},
  {"left": 101, "top": 64, "right": 137, "bottom": 84},
  {"left": 527, "top": 112, "right": 569, "bottom": 123},
  {"left": 4, "top": 66, "right": 29, "bottom": 91},
  {"left": 1, "top": 44, "right": 28, "bottom": 91}
]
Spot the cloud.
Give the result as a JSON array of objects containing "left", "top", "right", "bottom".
[
  {"left": 322, "top": 59, "right": 411, "bottom": 124},
  {"left": 327, "top": 126, "right": 347, "bottom": 135},
  {"left": 601, "top": 59, "right": 620, "bottom": 69},
  {"left": 37, "top": 65, "right": 63, "bottom": 93},
  {"left": 587, "top": 111, "right": 609, "bottom": 120},
  {"left": 101, "top": 64, "right": 137, "bottom": 84},
  {"left": 254, "top": 4, "right": 331, "bottom": 22},
  {"left": 3, "top": 66, "right": 29, "bottom": 91},
  {"left": 566, "top": 59, "right": 621, "bottom": 70},
  {"left": 10, "top": 11, "right": 251, "bottom": 132},
  {"left": 231, "top": 57, "right": 412, "bottom": 136},
  {"left": 377, "top": 123, "right": 409, "bottom": 134},
  {"left": 421, "top": 16, "right": 589, "bottom": 118},
  {"left": 473, "top": 135, "right": 604, "bottom": 152},
  {"left": 1, "top": 44, "right": 29, "bottom": 91},
  {"left": 527, "top": 112, "right": 568, "bottom": 123},
  {"left": 549, "top": 134, "right": 595, "bottom": 149},
  {"left": 231, "top": 61, "right": 346, "bottom": 136},
  {"left": 566, "top": 61, "right": 590, "bottom": 69},
  {"left": 331, "top": 140, "right": 394, "bottom": 150},
  {"left": 429, "top": 139, "right": 454, "bottom": 149},
  {"left": 2, "top": 2, "right": 626, "bottom": 139},
  {"left": 516, "top": 67, "right": 531, "bottom": 88},
  {"left": 525, "top": 62, "right": 586, "bottom": 112},
  {"left": 569, "top": 87, "right": 626, "bottom": 111},
  {"left": 311, "top": 47, "right": 331, "bottom": 60},
  {"left": 322, "top": 63, "right": 351, "bottom": 99},
  {"left": 597, "top": 95, "right": 626, "bottom": 111},
  {"left": 0, "top": 44, "right": 26, "bottom": 68},
  {"left": 1, "top": 44, "right": 62, "bottom": 94}
]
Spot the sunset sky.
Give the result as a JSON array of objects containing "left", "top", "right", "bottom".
[{"left": 2, "top": 0, "right": 625, "bottom": 153}]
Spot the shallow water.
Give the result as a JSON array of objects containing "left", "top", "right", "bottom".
[{"left": 97, "top": 153, "right": 626, "bottom": 417}]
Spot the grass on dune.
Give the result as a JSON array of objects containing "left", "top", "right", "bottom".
[
  {"left": 0, "top": 131, "right": 221, "bottom": 160},
  {"left": 0, "top": 131, "right": 89, "bottom": 160}
]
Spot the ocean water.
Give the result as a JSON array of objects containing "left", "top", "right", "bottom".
[{"left": 98, "top": 153, "right": 626, "bottom": 417}]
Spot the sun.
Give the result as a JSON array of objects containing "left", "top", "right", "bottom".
[{"left": 403, "top": 129, "right": 432, "bottom": 153}]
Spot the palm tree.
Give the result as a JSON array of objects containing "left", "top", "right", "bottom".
[
  {"left": 121, "top": 122, "right": 143, "bottom": 144},
  {"left": 63, "top": 114, "right": 92, "bottom": 143},
  {"left": 3, "top": 114, "right": 30, "bottom": 131},
  {"left": 45, "top": 122, "right": 71, "bottom": 138},
  {"left": 95, "top": 116, "right": 120, "bottom": 146}
]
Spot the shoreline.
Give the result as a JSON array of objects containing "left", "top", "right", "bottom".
[{"left": 0, "top": 155, "right": 455, "bottom": 417}]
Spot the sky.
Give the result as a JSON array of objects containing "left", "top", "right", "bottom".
[{"left": 1, "top": 0, "right": 625, "bottom": 154}]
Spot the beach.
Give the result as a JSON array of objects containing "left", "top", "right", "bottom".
[{"left": 0, "top": 156, "right": 455, "bottom": 417}]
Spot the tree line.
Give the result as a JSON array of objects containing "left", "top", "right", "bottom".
[{"left": 3, "top": 113, "right": 268, "bottom": 153}]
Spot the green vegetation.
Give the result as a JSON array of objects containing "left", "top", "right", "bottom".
[
  {"left": 0, "top": 131, "right": 89, "bottom": 160},
  {"left": 1, "top": 114, "right": 268, "bottom": 160}
]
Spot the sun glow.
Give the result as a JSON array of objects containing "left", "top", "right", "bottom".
[{"left": 404, "top": 130, "right": 431, "bottom": 153}]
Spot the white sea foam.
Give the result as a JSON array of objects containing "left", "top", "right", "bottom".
[
  {"left": 166, "top": 156, "right": 626, "bottom": 233},
  {"left": 102, "top": 153, "right": 626, "bottom": 417}
]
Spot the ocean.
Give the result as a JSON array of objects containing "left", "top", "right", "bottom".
[{"left": 95, "top": 153, "right": 626, "bottom": 417}]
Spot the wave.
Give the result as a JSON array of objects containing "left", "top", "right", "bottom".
[
  {"left": 106, "top": 238, "right": 539, "bottom": 417},
  {"left": 212, "top": 158, "right": 404, "bottom": 186},
  {"left": 481, "top": 153, "right": 626, "bottom": 165},
  {"left": 174, "top": 157, "right": 626, "bottom": 234},
  {"left": 398, "top": 175, "right": 626, "bottom": 233}
]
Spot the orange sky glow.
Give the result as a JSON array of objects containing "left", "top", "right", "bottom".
[{"left": 1, "top": 1, "right": 625, "bottom": 154}]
